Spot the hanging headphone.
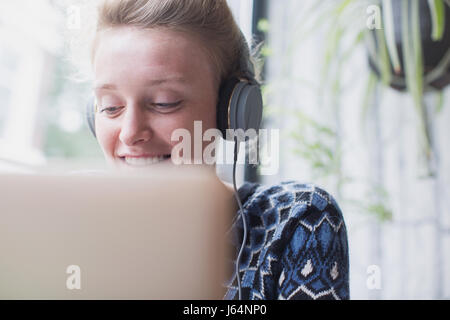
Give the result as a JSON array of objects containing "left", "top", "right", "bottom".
[{"left": 85, "top": 30, "right": 263, "bottom": 140}]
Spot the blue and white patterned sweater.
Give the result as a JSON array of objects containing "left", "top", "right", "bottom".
[{"left": 224, "top": 181, "right": 350, "bottom": 300}]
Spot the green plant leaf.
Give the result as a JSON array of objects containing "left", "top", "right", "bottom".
[
  {"left": 382, "top": 0, "right": 402, "bottom": 74},
  {"left": 257, "top": 18, "right": 270, "bottom": 33},
  {"left": 260, "top": 45, "right": 273, "bottom": 57},
  {"left": 366, "top": 203, "right": 393, "bottom": 221},
  {"left": 436, "top": 90, "right": 445, "bottom": 114},
  {"left": 428, "top": 0, "right": 446, "bottom": 41},
  {"left": 340, "top": 30, "right": 366, "bottom": 64},
  {"left": 375, "top": 27, "right": 393, "bottom": 85},
  {"left": 361, "top": 71, "right": 378, "bottom": 127},
  {"left": 402, "top": 0, "right": 433, "bottom": 176}
]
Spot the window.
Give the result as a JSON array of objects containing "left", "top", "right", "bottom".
[{"left": 0, "top": 46, "right": 18, "bottom": 138}]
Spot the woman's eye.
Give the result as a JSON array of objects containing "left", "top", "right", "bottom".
[
  {"left": 98, "top": 101, "right": 182, "bottom": 115},
  {"left": 150, "top": 101, "right": 182, "bottom": 110},
  {"left": 100, "top": 106, "right": 123, "bottom": 115}
]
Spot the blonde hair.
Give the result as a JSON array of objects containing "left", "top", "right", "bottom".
[{"left": 91, "top": 0, "right": 262, "bottom": 87}]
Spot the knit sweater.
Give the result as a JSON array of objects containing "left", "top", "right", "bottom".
[{"left": 223, "top": 181, "right": 350, "bottom": 300}]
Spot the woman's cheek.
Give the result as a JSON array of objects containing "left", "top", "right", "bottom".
[{"left": 96, "top": 120, "right": 117, "bottom": 159}]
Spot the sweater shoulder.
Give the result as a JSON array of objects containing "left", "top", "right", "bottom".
[
  {"left": 241, "top": 181, "right": 344, "bottom": 230},
  {"left": 225, "top": 181, "right": 348, "bottom": 300}
]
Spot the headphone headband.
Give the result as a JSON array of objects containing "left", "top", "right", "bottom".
[{"left": 238, "top": 30, "right": 257, "bottom": 84}]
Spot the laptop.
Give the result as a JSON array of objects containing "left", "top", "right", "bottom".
[{"left": 0, "top": 165, "right": 234, "bottom": 300}]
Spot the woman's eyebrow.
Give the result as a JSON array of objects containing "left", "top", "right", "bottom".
[
  {"left": 145, "top": 76, "right": 188, "bottom": 86},
  {"left": 94, "top": 77, "right": 188, "bottom": 91},
  {"left": 94, "top": 83, "right": 117, "bottom": 91}
]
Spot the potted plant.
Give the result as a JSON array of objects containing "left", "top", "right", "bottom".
[
  {"left": 367, "top": 0, "right": 450, "bottom": 176},
  {"left": 369, "top": 0, "right": 450, "bottom": 90}
]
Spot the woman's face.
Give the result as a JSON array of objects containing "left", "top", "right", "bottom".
[{"left": 93, "top": 26, "right": 218, "bottom": 171}]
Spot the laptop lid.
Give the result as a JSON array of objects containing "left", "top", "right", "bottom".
[{"left": 0, "top": 166, "right": 233, "bottom": 299}]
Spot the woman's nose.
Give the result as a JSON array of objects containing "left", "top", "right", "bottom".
[{"left": 118, "top": 105, "right": 152, "bottom": 146}]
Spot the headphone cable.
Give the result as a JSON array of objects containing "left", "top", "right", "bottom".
[{"left": 232, "top": 137, "right": 247, "bottom": 300}]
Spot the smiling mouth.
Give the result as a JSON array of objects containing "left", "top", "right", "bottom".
[{"left": 119, "top": 154, "right": 172, "bottom": 166}]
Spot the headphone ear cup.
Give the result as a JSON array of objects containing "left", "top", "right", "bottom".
[
  {"left": 232, "top": 83, "right": 263, "bottom": 134},
  {"left": 217, "top": 77, "right": 263, "bottom": 141},
  {"left": 216, "top": 77, "right": 241, "bottom": 138},
  {"left": 86, "top": 96, "right": 97, "bottom": 138}
]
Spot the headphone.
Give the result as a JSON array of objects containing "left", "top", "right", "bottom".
[
  {"left": 85, "top": 30, "right": 263, "bottom": 140},
  {"left": 85, "top": 29, "right": 261, "bottom": 300}
]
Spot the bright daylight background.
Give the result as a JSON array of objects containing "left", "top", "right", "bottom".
[{"left": 0, "top": 0, "right": 449, "bottom": 299}]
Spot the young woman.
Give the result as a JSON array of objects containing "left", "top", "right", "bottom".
[{"left": 88, "top": 0, "right": 350, "bottom": 300}]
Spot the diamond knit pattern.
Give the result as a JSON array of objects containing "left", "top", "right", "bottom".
[{"left": 224, "top": 181, "right": 350, "bottom": 300}]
